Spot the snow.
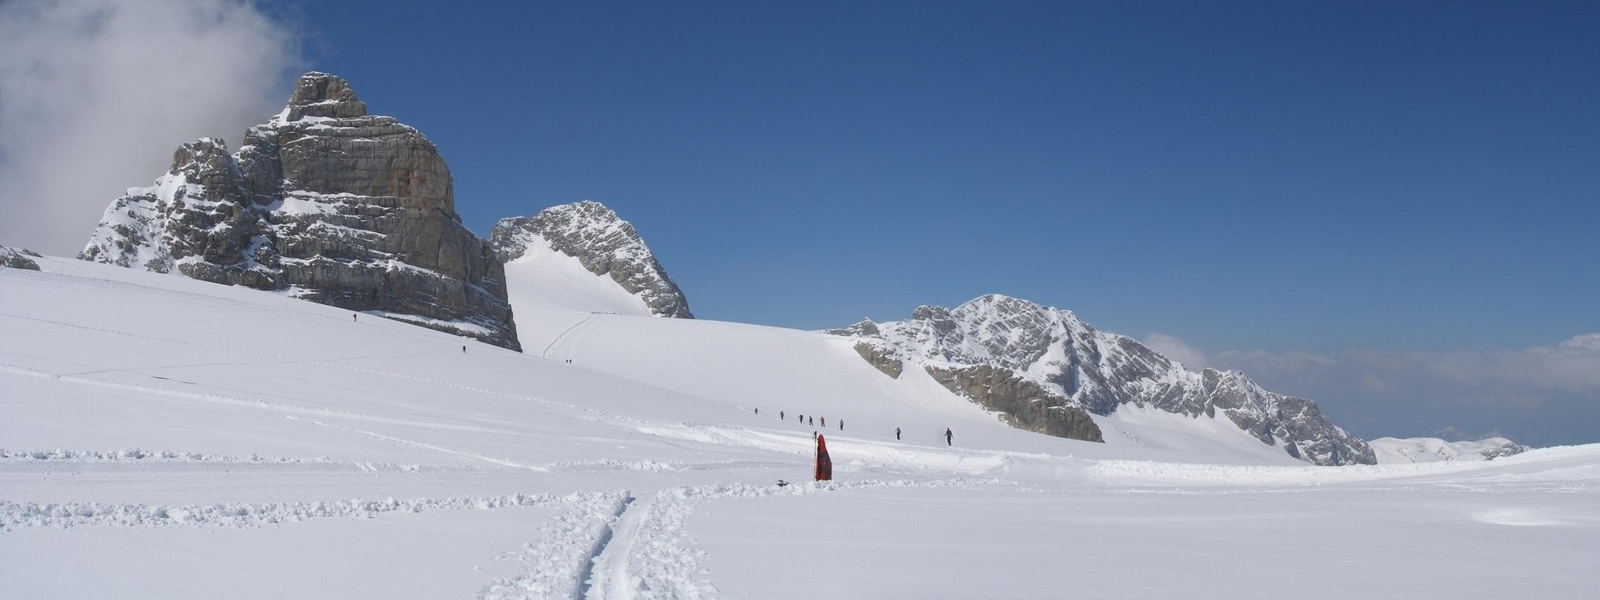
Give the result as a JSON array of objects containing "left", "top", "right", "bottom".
[
  {"left": 502, "top": 233, "right": 653, "bottom": 317},
  {"left": 1370, "top": 436, "right": 1526, "bottom": 463},
  {"left": 2, "top": 258, "right": 1597, "bottom": 598}
]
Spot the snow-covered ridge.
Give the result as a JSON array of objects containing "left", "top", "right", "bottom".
[
  {"left": 831, "top": 294, "right": 1376, "bottom": 466},
  {"left": 1369, "top": 436, "right": 1528, "bottom": 464},
  {"left": 491, "top": 201, "right": 692, "bottom": 318}
]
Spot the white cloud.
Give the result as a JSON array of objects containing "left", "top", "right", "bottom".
[
  {"left": 1213, "top": 334, "right": 1600, "bottom": 445},
  {"left": 1142, "top": 332, "right": 1208, "bottom": 369},
  {"left": 0, "top": 0, "right": 301, "bottom": 255}
]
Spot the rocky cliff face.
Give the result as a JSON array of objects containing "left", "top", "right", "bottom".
[
  {"left": 490, "top": 201, "right": 692, "bottom": 318},
  {"left": 829, "top": 294, "right": 1375, "bottom": 466},
  {"left": 80, "top": 72, "right": 520, "bottom": 350},
  {"left": 1, "top": 245, "right": 42, "bottom": 270}
]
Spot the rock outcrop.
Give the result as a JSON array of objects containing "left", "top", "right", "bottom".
[
  {"left": 491, "top": 201, "right": 692, "bottom": 318},
  {"left": 1, "top": 245, "right": 42, "bottom": 270},
  {"left": 830, "top": 294, "right": 1375, "bottom": 466},
  {"left": 81, "top": 72, "right": 519, "bottom": 350}
]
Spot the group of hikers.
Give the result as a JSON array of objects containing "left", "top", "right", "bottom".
[{"left": 756, "top": 407, "right": 953, "bottom": 446}]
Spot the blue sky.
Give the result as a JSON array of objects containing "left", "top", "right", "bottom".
[
  {"left": 2, "top": 1, "right": 1595, "bottom": 444},
  {"left": 279, "top": 1, "right": 1600, "bottom": 444},
  {"left": 277, "top": 1, "right": 1598, "bottom": 347}
]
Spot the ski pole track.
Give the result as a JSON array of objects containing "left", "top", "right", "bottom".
[
  {"left": 285, "top": 415, "right": 550, "bottom": 471},
  {"left": 480, "top": 492, "right": 632, "bottom": 600},
  {"left": 582, "top": 478, "right": 1008, "bottom": 600}
]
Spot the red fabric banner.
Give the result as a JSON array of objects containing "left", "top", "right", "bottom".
[{"left": 815, "top": 434, "right": 833, "bottom": 481}]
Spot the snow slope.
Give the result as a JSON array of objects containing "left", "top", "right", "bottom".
[
  {"left": 503, "top": 234, "right": 655, "bottom": 315},
  {"left": 3, "top": 257, "right": 1597, "bottom": 599},
  {"left": 1370, "top": 436, "right": 1528, "bottom": 463}
]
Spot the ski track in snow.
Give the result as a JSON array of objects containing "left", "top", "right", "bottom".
[{"left": 542, "top": 315, "right": 596, "bottom": 359}]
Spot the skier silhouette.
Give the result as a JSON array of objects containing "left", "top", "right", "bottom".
[
  {"left": 809, "top": 416, "right": 814, "bottom": 426},
  {"left": 780, "top": 411, "right": 785, "bottom": 420},
  {"left": 895, "top": 427, "right": 901, "bottom": 440},
  {"left": 945, "top": 428, "right": 953, "bottom": 446},
  {"left": 839, "top": 420, "right": 844, "bottom": 431}
]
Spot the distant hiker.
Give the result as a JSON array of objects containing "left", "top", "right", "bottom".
[
  {"left": 821, "top": 417, "right": 826, "bottom": 428},
  {"left": 945, "top": 428, "right": 953, "bottom": 446},
  {"left": 780, "top": 411, "right": 785, "bottom": 420},
  {"left": 896, "top": 427, "right": 901, "bottom": 440},
  {"left": 809, "top": 416, "right": 814, "bottom": 426},
  {"left": 815, "top": 434, "right": 833, "bottom": 481},
  {"left": 352, "top": 314, "right": 357, "bottom": 322},
  {"left": 462, "top": 345, "right": 466, "bottom": 353},
  {"left": 839, "top": 420, "right": 844, "bottom": 431},
  {"left": 754, "top": 407, "right": 759, "bottom": 415}
]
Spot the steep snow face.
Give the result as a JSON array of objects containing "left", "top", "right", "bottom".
[
  {"left": 78, "top": 72, "right": 519, "bottom": 350},
  {"left": 500, "top": 232, "right": 654, "bottom": 316},
  {"left": 1370, "top": 437, "right": 1528, "bottom": 464},
  {"left": 491, "top": 201, "right": 692, "bottom": 319},
  {"left": 832, "top": 294, "right": 1376, "bottom": 466}
]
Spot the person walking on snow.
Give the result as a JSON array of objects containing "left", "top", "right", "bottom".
[
  {"left": 754, "top": 407, "right": 759, "bottom": 415},
  {"left": 821, "top": 417, "right": 826, "bottom": 428},
  {"left": 895, "top": 427, "right": 901, "bottom": 440},
  {"left": 780, "top": 410, "right": 785, "bottom": 420},
  {"left": 945, "top": 428, "right": 953, "bottom": 446},
  {"left": 839, "top": 420, "right": 844, "bottom": 431},
  {"left": 809, "top": 416, "right": 814, "bottom": 426}
]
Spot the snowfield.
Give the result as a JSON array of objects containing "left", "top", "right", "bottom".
[{"left": 2, "top": 257, "right": 1597, "bottom": 599}]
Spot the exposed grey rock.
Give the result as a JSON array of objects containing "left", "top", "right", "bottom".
[
  {"left": 491, "top": 201, "right": 692, "bottom": 318},
  {"left": 853, "top": 341, "right": 903, "bottom": 379},
  {"left": 833, "top": 294, "right": 1375, "bottom": 466},
  {"left": 925, "top": 365, "right": 1103, "bottom": 442},
  {"left": 0, "top": 245, "right": 42, "bottom": 270},
  {"left": 80, "top": 72, "right": 519, "bottom": 350}
]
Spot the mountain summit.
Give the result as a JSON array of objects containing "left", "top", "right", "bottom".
[
  {"left": 79, "top": 72, "right": 520, "bottom": 350},
  {"left": 832, "top": 294, "right": 1375, "bottom": 466},
  {"left": 491, "top": 201, "right": 692, "bottom": 318}
]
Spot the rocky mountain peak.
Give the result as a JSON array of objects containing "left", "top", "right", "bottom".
[
  {"left": 81, "top": 71, "right": 519, "bottom": 350},
  {"left": 1, "top": 245, "right": 43, "bottom": 270},
  {"left": 834, "top": 295, "right": 1375, "bottom": 466},
  {"left": 491, "top": 201, "right": 693, "bottom": 319},
  {"left": 282, "top": 71, "right": 368, "bottom": 121}
]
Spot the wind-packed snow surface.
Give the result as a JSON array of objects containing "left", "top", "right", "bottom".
[{"left": 2, "top": 258, "right": 1597, "bottom": 599}]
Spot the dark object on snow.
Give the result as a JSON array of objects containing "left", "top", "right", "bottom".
[
  {"left": 462, "top": 345, "right": 467, "bottom": 353},
  {"left": 946, "top": 428, "right": 953, "bottom": 446},
  {"left": 896, "top": 427, "right": 901, "bottom": 440},
  {"left": 821, "top": 417, "right": 826, "bottom": 428},
  {"left": 809, "top": 416, "right": 814, "bottom": 426},
  {"left": 840, "top": 420, "right": 844, "bottom": 431},
  {"left": 815, "top": 434, "right": 833, "bottom": 481},
  {"left": 755, "top": 407, "right": 759, "bottom": 415},
  {"left": 777, "top": 480, "right": 789, "bottom": 487}
]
